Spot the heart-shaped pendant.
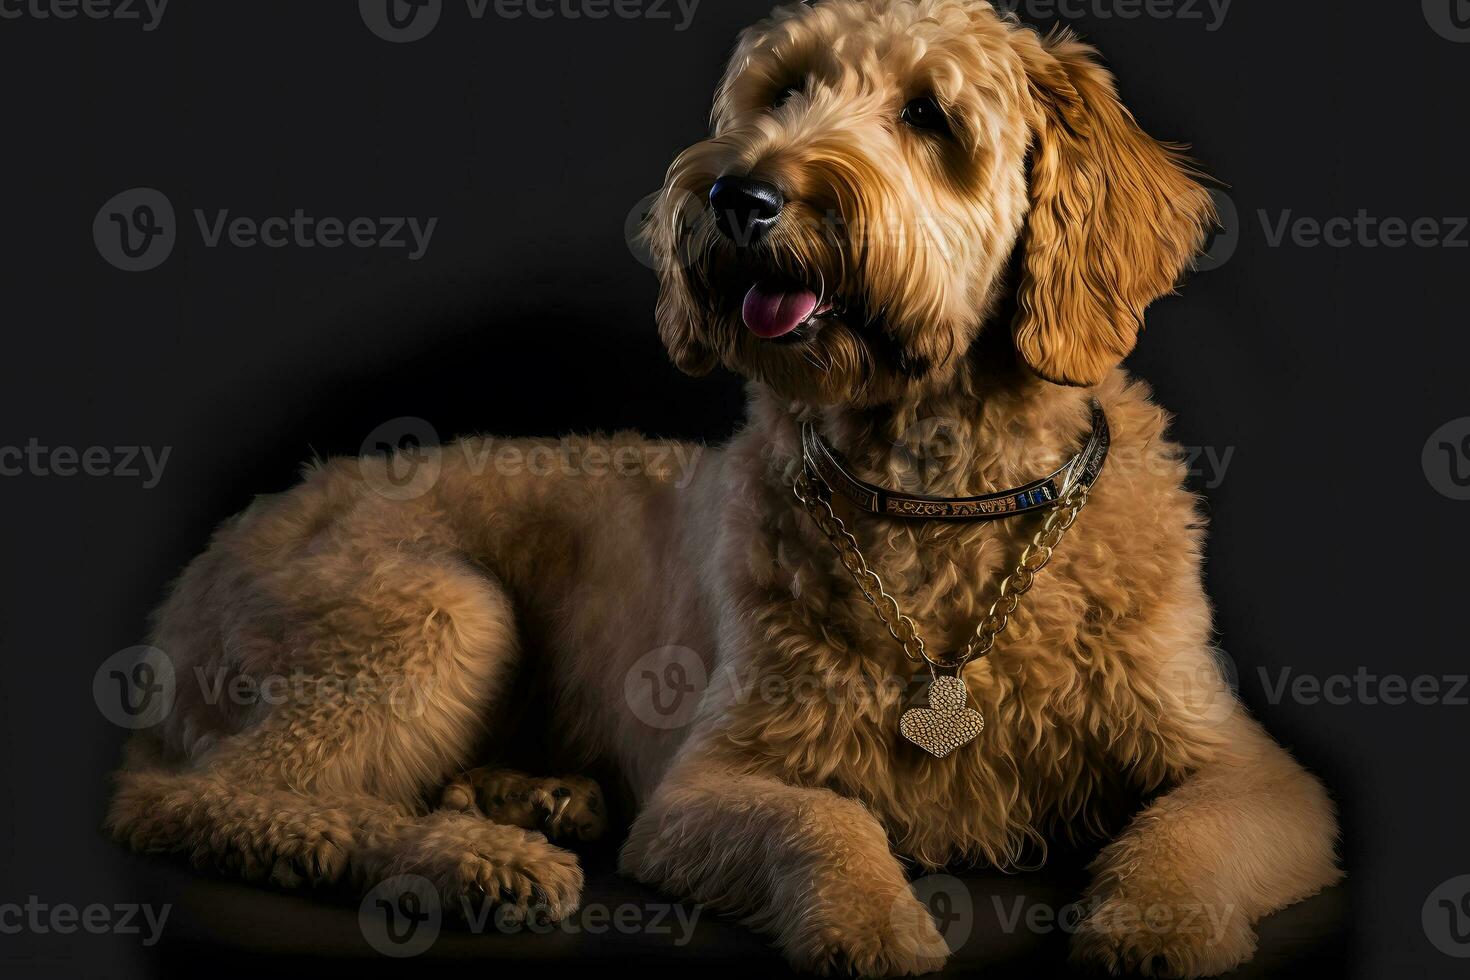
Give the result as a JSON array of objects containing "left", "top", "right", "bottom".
[{"left": 900, "top": 673, "right": 984, "bottom": 758}]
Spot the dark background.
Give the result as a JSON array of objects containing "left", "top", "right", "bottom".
[{"left": 1, "top": 1, "right": 1467, "bottom": 977}]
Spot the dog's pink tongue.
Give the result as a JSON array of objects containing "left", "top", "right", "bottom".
[{"left": 742, "top": 283, "right": 819, "bottom": 339}]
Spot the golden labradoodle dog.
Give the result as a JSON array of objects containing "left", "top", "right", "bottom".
[{"left": 108, "top": 1, "right": 1340, "bottom": 975}]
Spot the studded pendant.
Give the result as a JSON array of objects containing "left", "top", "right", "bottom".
[{"left": 899, "top": 668, "right": 984, "bottom": 758}]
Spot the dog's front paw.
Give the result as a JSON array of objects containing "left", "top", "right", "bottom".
[
  {"left": 786, "top": 888, "right": 950, "bottom": 977},
  {"left": 1070, "top": 888, "right": 1255, "bottom": 978},
  {"left": 383, "top": 812, "right": 584, "bottom": 924}
]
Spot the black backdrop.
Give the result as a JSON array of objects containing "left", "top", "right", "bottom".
[{"left": 2, "top": 1, "right": 1468, "bottom": 977}]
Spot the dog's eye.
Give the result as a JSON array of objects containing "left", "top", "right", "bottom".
[{"left": 901, "top": 96, "right": 951, "bottom": 136}]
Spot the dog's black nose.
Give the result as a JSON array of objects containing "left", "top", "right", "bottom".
[{"left": 709, "top": 175, "right": 784, "bottom": 244}]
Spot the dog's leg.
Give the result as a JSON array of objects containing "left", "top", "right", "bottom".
[
  {"left": 620, "top": 756, "right": 948, "bottom": 977},
  {"left": 1072, "top": 707, "right": 1341, "bottom": 978},
  {"left": 108, "top": 542, "right": 583, "bottom": 921},
  {"left": 109, "top": 764, "right": 583, "bottom": 919},
  {"left": 109, "top": 764, "right": 400, "bottom": 887}
]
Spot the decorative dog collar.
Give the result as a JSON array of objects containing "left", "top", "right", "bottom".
[
  {"left": 800, "top": 400, "right": 1111, "bottom": 522},
  {"left": 794, "top": 400, "right": 1111, "bottom": 757}
]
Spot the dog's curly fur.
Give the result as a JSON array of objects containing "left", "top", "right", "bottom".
[{"left": 107, "top": 2, "right": 1341, "bottom": 975}]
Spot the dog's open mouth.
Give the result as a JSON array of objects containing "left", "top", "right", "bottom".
[{"left": 741, "top": 281, "right": 836, "bottom": 342}]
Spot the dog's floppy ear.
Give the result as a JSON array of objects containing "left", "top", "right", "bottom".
[
  {"left": 657, "top": 293, "right": 719, "bottom": 377},
  {"left": 1012, "top": 30, "right": 1214, "bottom": 387},
  {"left": 644, "top": 187, "right": 720, "bottom": 377}
]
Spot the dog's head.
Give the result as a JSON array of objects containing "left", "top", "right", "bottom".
[{"left": 644, "top": 0, "right": 1213, "bottom": 404}]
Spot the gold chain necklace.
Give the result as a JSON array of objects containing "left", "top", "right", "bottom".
[{"left": 793, "top": 464, "right": 1093, "bottom": 757}]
